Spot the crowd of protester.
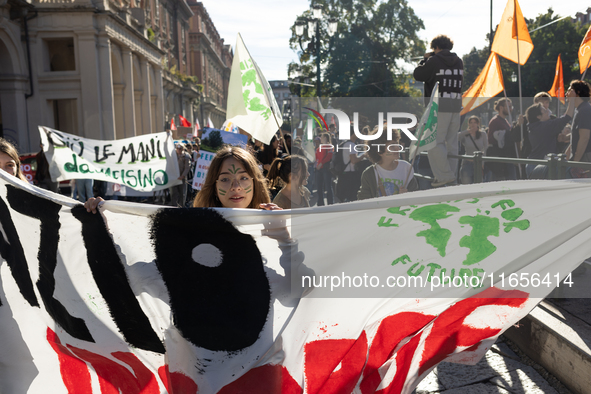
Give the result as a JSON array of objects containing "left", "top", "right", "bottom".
[
  {"left": 11, "top": 74, "right": 591, "bottom": 212},
  {"left": 5, "top": 35, "right": 591, "bottom": 210}
]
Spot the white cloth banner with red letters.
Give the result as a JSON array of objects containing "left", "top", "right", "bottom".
[{"left": 0, "top": 171, "right": 590, "bottom": 393}]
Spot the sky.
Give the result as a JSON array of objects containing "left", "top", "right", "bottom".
[{"left": 203, "top": 0, "right": 589, "bottom": 81}]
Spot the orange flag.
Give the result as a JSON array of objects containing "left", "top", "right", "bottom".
[
  {"left": 170, "top": 118, "right": 177, "bottom": 131},
  {"left": 548, "top": 54, "right": 565, "bottom": 104},
  {"left": 461, "top": 53, "right": 505, "bottom": 115},
  {"left": 579, "top": 25, "right": 591, "bottom": 74},
  {"left": 490, "top": 0, "right": 534, "bottom": 65}
]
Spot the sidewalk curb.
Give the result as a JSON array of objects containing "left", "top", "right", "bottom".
[{"left": 504, "top": 300, "right": 591, "bottom": 394}]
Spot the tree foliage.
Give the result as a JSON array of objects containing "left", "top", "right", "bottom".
[
  {"left": 208, "top": 130, "right": 224, "bottom": 150},
  {"left": 288, "top": 0, "right": 426, "bottom": 97},
  {"left": 463, "top": 8, "right": 590, "bottom": 100}
]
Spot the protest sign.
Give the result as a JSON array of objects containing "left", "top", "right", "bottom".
[
  {"left": 39, "top": 126, "right": 181, "bottom": 192},
  {"left": 191, "top": 128, "right": 248, "bottom": 190},
  {"left": 191, "top": 150, "right": 215, "bottom": 190}
]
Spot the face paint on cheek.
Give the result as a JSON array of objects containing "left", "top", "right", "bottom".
[
  {"left": 244, "top": 186, "right": 252, "bottom": 194},
  {"left": 218, "top": 188, "right": 227, "bottom": 196}
]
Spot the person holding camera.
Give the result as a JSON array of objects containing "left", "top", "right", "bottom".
[{"left": 413, "top": 35, "right": 463, "bottom": 187}]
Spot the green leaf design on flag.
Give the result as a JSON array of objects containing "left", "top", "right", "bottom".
[
  {"left": 248, "top": 97, "right": 267, "bottom": 112},
  {"left": 242, "top": 69, "right": 256, "bottom": 87},
  {"left": 243, "top": 90, "right": 251, "bottom": 107},
  {"left": 380, "top": 198, "right": 531, "bottom": 268},
  {"left": 419, "top": 101, "right": 438, "bottom": 147},
  {"left": 240, "top": 58, "right": 271, "bottom": 116}
]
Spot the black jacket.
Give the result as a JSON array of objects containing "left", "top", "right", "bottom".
[{"left": 413, "top": 50, "right": 463, "bottom": 113}]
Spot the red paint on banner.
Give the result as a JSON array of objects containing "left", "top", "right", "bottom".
[
  {"left": 68, "top": 346, "right": 159, "bottom": 394},
  {"left": 418, "top": 287, "right": 528, "bottom": 375},
  {"left": 217, "top": 364, "right": 301, "bottom": 394},
  {"left": 47, "top": 328, "right": 93, "bottom": 394},
  {"left": 158, "top": 365, "right": 198, "bottom": 394},
  {"left": 360, "top": 312, "right": 435, "bottom": 394},
  {"left": 378, "top": 333, "right": 424, "bottom": 394},
  {"left": 304, "top": 332, "right": 368, "bottom": 394},
  {"left": 112, "top": 352, "right": 159, "bottom": 393}
]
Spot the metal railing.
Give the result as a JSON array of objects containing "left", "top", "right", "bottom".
[{"left": 414, "top": 152, "right": 591, "bottom": 183}]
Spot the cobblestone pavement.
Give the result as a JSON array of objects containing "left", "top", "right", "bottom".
[{"left": 415, "top": 336, "right": 572, "bottom": 394}]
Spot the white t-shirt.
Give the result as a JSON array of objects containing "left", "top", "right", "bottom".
[{"left": 374, "top": 161, "right": 413, "bottom": 196}]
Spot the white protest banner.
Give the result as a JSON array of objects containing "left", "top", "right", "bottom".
[
  {"left": 226, "top": 33, "right": 282, "bottom": 144},
  {"left": 0, "top": 173, "right": 590, "bottom": 393},
  {"left": 191, "top": 150, "right": 215, "bottom": 190},
  {"left": 39, "top": 126, "right": 181, "bottom": 192}
]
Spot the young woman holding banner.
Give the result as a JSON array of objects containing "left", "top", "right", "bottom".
[
  {"left": 193, "top": 145, "right": 280, "bottom": 210},
  {"left": 85, "top": 146, "right": 281, "bottom": 212}
]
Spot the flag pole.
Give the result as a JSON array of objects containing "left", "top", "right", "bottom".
[{"left": 514, "top": 0, "right": 524, "bottom": 147}]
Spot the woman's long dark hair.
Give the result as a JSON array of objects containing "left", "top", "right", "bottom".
[
  {"left": 193, "top": 145, "right": 270, "bottom": 208},
  {"left": 257, "top": 135, "right": 278, "bottom": 165},
  {"left": 0, "top": 138, "right": 27, "bottom": 181},
  {"left": 467, "top": 115, "right": 483, "bottom": 139},
  {"left": 267, "top": 155, "right": 308, "bottom": 193}
]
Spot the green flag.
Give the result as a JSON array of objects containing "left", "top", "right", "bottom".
[{"left": 409, "top": 82, "right": 439, "bottom": 159}]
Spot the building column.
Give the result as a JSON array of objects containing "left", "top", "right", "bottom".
[
  {"left": 0, "top": 76, "right": 29, "bottom": 149},
  {"left": 77, "top": 30, "right": 103, "bottom": 139},
  {"left": 154, "top": 66, "right": 164, "bottom": 132},
  {"left": 97, "top": 34, "right": 115, "bottom": 140},
  {"left": 140, "top": 58, "right": 152, "bottom": 135},
  {"left": 121, "top": 48, "right": 136, "bottom": 138}
]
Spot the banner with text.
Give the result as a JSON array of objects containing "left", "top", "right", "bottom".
[
  {"left": 39, "top": 126, "right": 181, "bottom": 192},
  {"left": 191, "top": 150, "right": 215, "bottom": 190},
  {"left": 1, "top": 174, "right": 591, "bottom": 393}
]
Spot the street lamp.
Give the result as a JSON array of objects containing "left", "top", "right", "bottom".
[
  {"left": 510, "top": 71, "right": 517, "bottom": 83},
  {"left": 295, "top": 6, "right": 338, "bottom": 97}
]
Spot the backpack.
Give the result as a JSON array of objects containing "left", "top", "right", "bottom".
[{"left": 329, "top": 141, "right": 348, "bottom": 177}]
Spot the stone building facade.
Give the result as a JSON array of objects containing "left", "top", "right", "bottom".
[
  {"left": 187, "top": 1, "right": 232, "bottom": 130},
  {"left": 0, "top": 0, "right": 200, "bottom": 153}
]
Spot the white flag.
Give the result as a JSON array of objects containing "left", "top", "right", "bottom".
[
  {"left": 226, "top": 33, "right": 282, "bottom": 144},
  {"left": 207, "top": 116, "right": 215, "bottom": 129}
]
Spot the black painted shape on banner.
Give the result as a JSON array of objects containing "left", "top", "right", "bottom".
[
  {"left": 0, "top": 196, "right": 39, "bottom": 307},
  {"left": 71, "top": 206, "right": 166, "bottom": 354},
  {"left": 150, "top": 208, "right": 271, "bottom": 351},
  {"left": 6, "top": 186, "right": 94, "bottom": 341}
]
